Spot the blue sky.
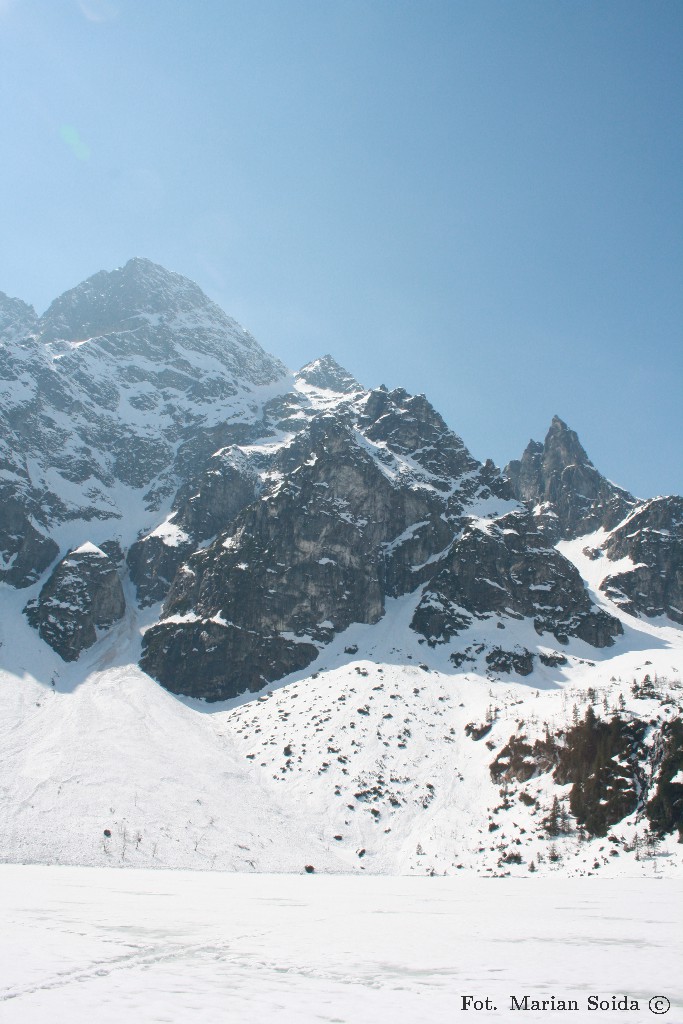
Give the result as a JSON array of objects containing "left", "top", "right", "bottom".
[{"left": 1, "top": 0, "right": 681, "bottom": 497}]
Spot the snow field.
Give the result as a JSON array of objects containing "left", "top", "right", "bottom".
[{"left": 0, "top": 867, "right": 680, "bottom": 1024}]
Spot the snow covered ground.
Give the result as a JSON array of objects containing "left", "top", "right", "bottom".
[
  {"left": 0, "top": 867, "right": 680, "bottom": 1024},
  {"left": 1, "top": 566, "right": 682, "bottom": 876}
]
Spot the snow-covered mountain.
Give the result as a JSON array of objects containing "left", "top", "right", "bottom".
[
  {"left": 1, "top": 259, "right": 681, "bottom": 876},
  {"left": 0, "top": 258, "right": 289, "bottom": 587}
]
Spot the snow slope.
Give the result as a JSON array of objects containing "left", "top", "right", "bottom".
[{"left": 1, "top": 568, "right": 681, "bottom": 876}]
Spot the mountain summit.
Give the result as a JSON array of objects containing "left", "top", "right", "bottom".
[
  {"left": 0, "top": 260, "right": 292, "bottom": 588},
  {"left": 505, "top": 414, "right": 636, "bottom": 537},
  {"left": 37, "top": 257, "right": 287, "bottom": 384},
  {"left": 296, "top": 355, "right": 363, "bottom": 394}
]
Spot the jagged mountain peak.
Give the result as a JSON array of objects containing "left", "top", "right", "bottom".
[
  {"left": 0, "top": 290, "right": 37, "bottom": 340},
  {"left": 0, "top": 260, "right": 291, "bottom": 571},
  {"left": 38, "top": 258, "right": 186, "bottom": 335},
  {"left": 544, "top": 414, "right": 591, "bottom": 464},
  {"left": 518, "top": 416, "right": 588, "bottom": 467},
  {"left": 296, "top": 354, "right": 363, "bottom": 394},
  {"left": 506, "top": 417, "right": 636, "bottom": 539},
  {"left": 39, "top": 258, "right": 244, "bottom": 344},
  {"left": 550, "top": 413, "right": 570, "bottom": 430},
  {"left": 32, "top": 257, "right": 287, "bottom": 391}
]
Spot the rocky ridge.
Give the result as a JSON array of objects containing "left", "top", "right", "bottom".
[
  {"left": 505, "top": 415, "right": 636, "bottom": 539},
  {"left": 0, "top": 260, "right": 679, "bottom": 690},
  {"left": 507, "top": 418, "right": 683, "bottom": 625}
]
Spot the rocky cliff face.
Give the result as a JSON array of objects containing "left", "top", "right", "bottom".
[
  {"left": 0, "top": 260, "right": 680, "bottom": 698},
  {"left": 507, "top": 416, "right": 682, "bottom": 630},
  {"left": 599, "top": 496, "right": 683, "bottom": 623},
  {"left": 139, "top": 391, "right": 625, "bottom": 700},
  {"left": 411, "top": 510, "right": 621, "bottom": 654},
  {"left": 506, "top": 415, "right": 636, "bottom": 539},
  {"left": 24, "top": 543, "right": 125, "bottom": 661},
  {"left": 0, "top": 496, "right": 59, "bottom": 588},
  {"left": 139, "top": 391, "right": 511, "bottom": 699}
]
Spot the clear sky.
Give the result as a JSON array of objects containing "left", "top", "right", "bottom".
[{"left": 1, "top": 0, "right": 681, "bottom": 498}]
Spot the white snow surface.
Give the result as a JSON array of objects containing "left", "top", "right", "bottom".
[
  {"left": 71, "top": 542, "right": 107, "bottom": 557},
  {"left": 0, "top": 866, "right": 680, "bottom": 1024}
]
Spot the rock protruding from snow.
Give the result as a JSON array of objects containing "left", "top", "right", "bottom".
[
  {"left": 140, "top": 391, "right": 492, "bottom": 699},
  {"left": 506, "top": 416, "right": 635, "bottom": 538},
  {"left": 600, "top": 496, "right": 683, "bottom": 624},
  {"left": 358, "top": 387, "right": 484, "bottom": 486},
  {"left": 127, "top": 448, "right": 260, "bottom": 606},
  {"left": 0, "top": 496, "right": 59, "bottom": 588},
  {"left": 411, "top": 510, "right": 622, "bottom": 653},
  {"left": 24, "top": 546, "right": 125, "bottom": 661},
  {"left": 140, "top": 393, "right": 619, "bottom": 700}
]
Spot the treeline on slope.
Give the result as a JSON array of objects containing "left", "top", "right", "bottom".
[{"left": 490, "top": 695, "right": 683, "bottom": 840}]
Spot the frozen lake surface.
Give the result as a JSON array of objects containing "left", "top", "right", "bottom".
[{"left": 0, "top": 866, "right": 681, "bottom": 1023}]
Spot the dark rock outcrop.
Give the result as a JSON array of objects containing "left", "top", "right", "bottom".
[
  {"left": 24, "top": 545, "right": 125, "bottom": 661},
  {"left": 0, "top": 495, "right": 59, "bottom": 588},
  {"left": 141, "top": 413, "right": 419, "bottom": 697},
  {"left": 410, "top": 510, "right": 622, "bottom": 648},
  {"left": 600, "top": 497, "right": 683, "bottom": 624},
  {"left": 141, "top": 400, "right": 622, "bottom": 699},
  {"left": 490, "top": 734, "right": 559, "bottom": 784},
  {"left": 140, "top": 621, "right": 318, "bottom": 701},
  {"left": 127, "top": 534, "right": 194, "bottom": 608},
  {"left": 128, "top": 448, "right": 260, "bottom": 606},
  {"left": 506, "top": 416, "right": 635, "bottom": 539},
  {"left": 140, "top": 390, "right": 517, "bottom": 699}
]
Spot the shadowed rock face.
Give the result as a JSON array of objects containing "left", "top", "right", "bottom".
[
  {"left": 141, "top": 413, "right": 426, "bottom": 698},
  {"left": 0, "top": 496, "right": 59, "bottom": 588},
  {"left": 127, "top": 449, "right": 260, "bottom": 607},
  {"left": 506, "top": 418, "right": 682, "bottom": 632},
  {"left": 141, "top": 405, "right": 622, "bottom": 700},
  {"left": 600, "top": 496, "right": 683, "bottom": 624},
  {"left": 140, "top": 621, "right": 319, "bottom": 702},
  {"left": 139, "top": 391, "right": 513, "bottom": 699},
  {"left": 24, "top": 545, "right": 125, "bottom": 661},
  {"left": 410, "top": 510, "right": 622, "bottom": 649},
  {"left": 506, "top": 416, "right": 636, "bottom": 539}
]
